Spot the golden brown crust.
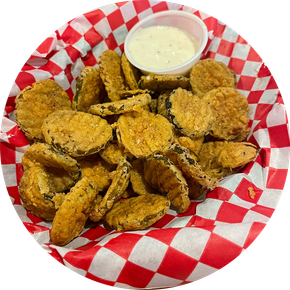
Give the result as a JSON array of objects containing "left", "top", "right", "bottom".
[
  {"left": 189, "top": 59, "right": 236, "bottom": 97},
  {"left": 104, "top": 194, "right": 170, "bottom": 231},
  {"left": 72, "top": 66, "right": 105, "bottom": 112},
  {"left": 99, "top": 50, "right": 126, "bottom": 101},
  {"left": 166, "top": 88, "right": 213, "bottom": 138},
  {"left": 15, "top": 79, "right": 71, "bottom": 142},
  {"left": 42, "top": 110, "right": 113, "bottom": 157},
  {"left": 201, "top": 87, "right": 250, "bottom": 141},
  {"left": 50, "top": 177, "right": 99, "bottom": 246},
  {"left": 116, "top": 110, "right": 173, "bottom": 158},
  {"left": 88, "top": 94, "right": 151, "bottom": 117}
]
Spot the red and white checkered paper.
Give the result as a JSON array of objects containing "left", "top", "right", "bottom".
[{"left": 1, "top": 1, "right": 289, "bottom": 288}]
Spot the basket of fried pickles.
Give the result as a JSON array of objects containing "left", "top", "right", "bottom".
[{"left": 15, "top": 50, "right": 258, "bottom": 246}]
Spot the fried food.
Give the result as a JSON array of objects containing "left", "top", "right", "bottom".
[
  {"left": 163, "top": 143, "right": 219, "bottom": 190},
  {"left": 88, "top": 94, "right": 151, "bottom": 117},
  {"left": 104, "top": 194, "right": 170, "bottom": 231},
  {"left": 119, "top": 89, "right": 154, "bottom": 99},
  {"left": 138, "top": 74, "right": 190, "bottom": 92},
  {"left": 79, "top": 154, "right": 116, "bottom": 191},
  {"left": 165, "top": 88, "right": 213, "bottom": 138},
  {"left": 99, "top": 142, "right": 134, "bottom": 165},
  {"left": 157, "top": 90, "right": 171, "bottom": 118},
  {"left": 19, "top": 166, "right": 58, "bottom": 221},
  {"left": 130, "top": 159, "right": 155, "bottom": 195},
  {"left": 72, "top": 66, "right": 105, "bottom": 112},
  {"left": 201, "top": 87, "right": 250, "bottom": 141},
  {"left": 199, "top": 141, "right": 257, "bottom": 174},
  {"left": 143, "top": 154, "right": 190, "bottom": 213},
  {"left": 116, "top": 110, "right": 173, "bottom": 158},
  {"left": 22, "top": 143, "right": 81, "bottom": 182},
  {"left": 177, "top": 135, "right": 204, "bottom": 156},
  {"left": 121, "top": 53, "right": 142, "bottom": 90},
  {"left": 99, "top": 50, "right": 126, "bottom": 101},
  {"left": 15, "top": 79, "right": 71, "bottom": 142},
  {"left": 42, "top": 110, "right": 113, "bottom": 157},
  {"left": 50, "top": 177, "right": 99, "bottom": 246},
  {"left": 189, "top": 58, "right": 237, "bottom": 97},
  {"left": 90, "top": 161, "right": 131, "bottom": 222}
]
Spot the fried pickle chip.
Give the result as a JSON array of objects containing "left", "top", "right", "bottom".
[
  {"left": 99, "top": 142, "right": 134, "bottom": 165},
  {"left": 166, "top": 88, "right": 213, "bottom": 138},
  {"left": 116, "top": 110, "right": 173, "bottom": 158},
  {"left": 157, "top": 90, "right": 171, "bottom": 118},
  {"left": 50, "top": 177, "right": 99, "bottom": 246},
  {"left": 190, "top": 59, "right": 237, "bottom": 97},
  {"left": 119, "top": 89, "right": 154, "bottom": 99},
  {"left": 79, "top": 154, "right": 116, "bottom": 191},
  {"left": 199, "top": 141, "right": 257, "bottom": 173},
  {"left": 22, "top": 143, "right": 81, "bottom": 182},
  {"left": 201, "top": 87, "right": 250, "bottom": 141},
  {"left": 121, "top": 53, "right": 142, "bottom": 90},
  {"left": 163, "top": 143, "right": 219, "bottom": 190},
  {"left": 72, "top": 66, "right": 105, "bottom": 112},
  {"left": 19, "top": 166, "right": 58, "bottom": 221},
  {"left": 177, "top": 135, "right": 204, "bottom": 156},
  {"left": 143, "top": 154, "right": 190, "bottom": 213},
  {"left": 42, "top": 110, "right": 113, "bottom": 157},
  {"left": 217, "top": 142, "right": 257, "bottom": 168},
  {"left": 90, "top": 161, "right": 131, "bottom": 222},
  {"left": 99, "top": 50, "right": 126, "bottom": 101},
  {"left": 88, "top": 94, "right": 151, "bottom": 117},
  {"left": 130, "top": 159, "right": 155, "bottom": 195},
  {"left": 138, "top": 74, "right": 190, "bottom": 92},
  {"left": 15, "top": 79, "right": 71, "bottom": 142},
  {"left": 104, "top": 194, "right": 170, "bottom": 231}
]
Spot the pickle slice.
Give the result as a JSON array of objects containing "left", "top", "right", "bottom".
[
  {"left": 165, "top": 88, "right": 213, "bottom": 138},
  {"left": 138, "top": 74, "right": 190, "bottom": 92},
  {"left": 88, "top": 94, "right": 151, "bottom": 117},
  {"left": 104, "top": 193, "right": 170, "bottom": 231},
  {"left": 72, "top": 66, "right": 105, "bottom": 112},
  {"left": 143, "top": 154, "right": 190, "bottom": 213},
  {"left": 90, "top": 161, "right": 131, "bottom": 222},
  {"left": 163, "top": 143, "right": 219, "bottom": 190},
  {"left": 42, "top": 110, "right": 113, "bottom": 157},
  {"left": 189, "top": 58, "right": 237, "bottom": 97},
  {"left": 116, "top": 110, "right": 173, "bottom": 158}
]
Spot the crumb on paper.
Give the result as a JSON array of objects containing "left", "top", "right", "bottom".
[{"left": 248, "top": 187, "right": 256, "bottom": 199}]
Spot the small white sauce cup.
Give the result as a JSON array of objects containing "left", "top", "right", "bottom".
[{"left": 124, "top": 10, "right": 208, "bottom": 76}]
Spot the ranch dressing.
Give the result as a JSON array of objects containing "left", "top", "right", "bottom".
[{"left": 128, "top": 25, "right": 198, "bottom": 69}]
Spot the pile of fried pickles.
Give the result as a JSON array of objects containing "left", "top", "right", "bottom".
[{"left": 15, "top": 50, "right": 258, "bottom": 246}]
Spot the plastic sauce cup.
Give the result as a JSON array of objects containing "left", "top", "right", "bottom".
[{"left": 124, "top": 10, "right": 208, "bottom": 76}]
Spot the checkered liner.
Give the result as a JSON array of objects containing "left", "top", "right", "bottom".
[{"left": 1, "top": 1, "right": 289, "bottom": 288}]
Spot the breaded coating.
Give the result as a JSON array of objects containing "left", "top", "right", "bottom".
[
  {"left": 90, "top": 161, "right": 131, "bottom": 222},
  {"left": 116, "top": 110, "right": 173, "bottom": 158},
  {"left": 104, "top": 194, "right": 170, "bottom": 231},
  {"left": 130, "top": 159, "right": 155, "bottom": 195},
  {"left": 177, "top": 135, "right": 204, "bottom": 156},
  {"left": 143, "top": 154, "right": 190, "bottom": 213},
  {"left": 79, "top": 154, "right": 116, "bottom": 191},
  {"left": 99, "top": 142, "right": 134, "bottom": 165},
  {"left": 22, "top": 143, "right": 81, "bottom": 182},
  {"left": 99, "top": 50, "right": 126, "bottom": 101},
  {"left": 15, "top": 79, "right": 71, "bottom": 142},
  {"left": 88, "top": 94, "right": 151, "bottom": 117},
  {"left": 217, "top": 142, "right": 257, "bottom": 168},
  {"left": 190, "top": 59, "right": 237, "bottom": 97},
  {"left": 157, "top": 90, "right": 171, "bottom": 118},
  {"left": 19, "top": 166, "right": 58, "bottom": 221},
  {"left": 72, "top": 66, "right": 105, "bottom": 112},
  {"left": 163, "top": 143, "right": 219, "bottom": 190},
  {"left": 172, "top": 192, "right": 191, "bottom": 213},
  {"left": 186, "top": 178, "right": 203, "bottom": 200},
  {"left": 119, "top": 89, "right": 154, "bottom": 99},
  {"left": 199, "top": 141, "right": 257, "bottom": 176},
  {"left": 201, "top": 87, "right": 250, "bottom": 141},
  {"left": 50, "top": 177, "right": 99, "bottom": 246},
  {"left": 121, "top": 53, "right": 142, "bottom": 90},
  {"left": 165, "top": 88, "right": 213, "bottom": 138},
  {"left": 138, "top": 74, "right": 190, "bottom": 93},
  {"left": 42, "top": 110, "right": 113, "bottom": 157}
]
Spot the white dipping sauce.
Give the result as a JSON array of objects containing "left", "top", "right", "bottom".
[{"left": 128, "top": 25, "right": 198, "bottom": 69}]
